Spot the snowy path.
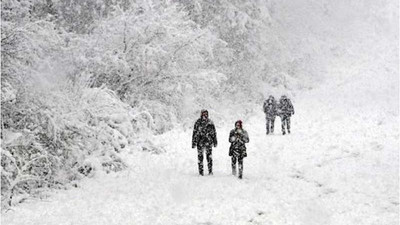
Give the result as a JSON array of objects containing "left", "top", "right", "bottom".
[{"left": 2, "top": 89, "right": 398, "bottom": 225}]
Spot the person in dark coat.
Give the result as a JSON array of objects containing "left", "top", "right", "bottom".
[
  {"left": 192, "top": 109, "right": 217, "bottom": 176},
  {"left": 277, "top": 95, "right": 294, "bottom": 135},
  {"left": 228, "top": 120, "right": 249, "bottom": 179},
  {"left": 263, "top": 95, "right": 277, "bottom": 135}
]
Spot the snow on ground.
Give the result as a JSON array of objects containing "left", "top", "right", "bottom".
[{"left": 2, "top": 76, "right": 398, "bottom": 225}]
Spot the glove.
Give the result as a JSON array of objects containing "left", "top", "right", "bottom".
[
  {"left": 214, "top": 143, "right": 217, "bottom": 148},
  {"left": 192, "top": 144, "right": 196, "bottom": 149}
]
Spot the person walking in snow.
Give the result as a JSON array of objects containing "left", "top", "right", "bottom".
[
  {"left": 263, "top": 95, "right": 277, "bottom": 135},
  {"left": 277, "top": 95, "right": 295, "bottom": 135},
  {"left": 192, "top": 109, "right": 218, "bottom": 176},
  {"left": 229, "top": 120, "right": 249, "bottom": 179}
]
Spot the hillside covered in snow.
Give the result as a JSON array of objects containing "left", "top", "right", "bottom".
[{"left": 1, "top": 0, "right": 398, "bottom": 224}]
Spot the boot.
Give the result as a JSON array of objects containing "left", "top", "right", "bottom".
[
  {"left": 232, "top": 168, "right": 236, "bottom": 176},
  {"left": 238, "top": 167, "right": 243, "bottom": 179},
  {"left": 208, "top": 166, "right": 213, "bottom": 175},
  {"left": 199, "top": 166, "right": 204, "bottom": 176}
]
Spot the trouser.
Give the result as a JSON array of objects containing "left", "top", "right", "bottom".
[
  {"left": 197, "top": 146, "right": 212, "bottom": 175},
  {"left": 281, "top": 115, "right": 291, "bottom": 134},
  {"left": 231, "top": 155, "right": 244, "bottom": 177},
  {"left": 266, "top": 117, "right": 275, "bottom": 134}
]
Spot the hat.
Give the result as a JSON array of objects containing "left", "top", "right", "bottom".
[{"left": 200, "top": 109, "right": 208, "bottom": 117}]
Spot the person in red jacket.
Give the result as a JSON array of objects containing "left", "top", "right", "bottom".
[{"left": 228, "top": 120, "right": 249, "bottom": 179}]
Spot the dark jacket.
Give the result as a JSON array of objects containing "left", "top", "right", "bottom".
[
  {"left": 192, "top": 118, "right": 217, "bottom": 148},
  {"left": 229, "top": 128, "right": 249, "bottom": 157},
  {"left": 277, "top": 98, "right": 294, "bottom": 117},
  {"left": 263, "top": 98, "right": 277, "bottom": 118}
]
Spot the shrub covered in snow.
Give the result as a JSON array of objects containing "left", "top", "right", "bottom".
[{"left": 1, "top": 86, "right": 141, "bottom": 208}]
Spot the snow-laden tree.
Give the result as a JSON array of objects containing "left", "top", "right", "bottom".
[
  {"left": 177, "top": 0, "right": 323, "bottom": 103},
  {"left": 1, "top": 0, "right": 134, "bottom": 208},
  {"left": 76, "top": 1, "right": 228, "bottom": 132}
]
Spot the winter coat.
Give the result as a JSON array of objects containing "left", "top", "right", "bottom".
[
  {"left": 229, "top": 128, "right": 249, "bottom": 157},
  {"left": 277, "top": 98, "right": 294, "bottom": 117},
  {"left": 263, "top": 98, "right": 277, "bottom": 119},
  {"left": 192, "top": 118, "right": 217, "bottom": 148}
]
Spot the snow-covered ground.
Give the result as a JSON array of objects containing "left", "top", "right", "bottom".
[{"left": 2, "top": 72, "right": 398, "bottom": 225}]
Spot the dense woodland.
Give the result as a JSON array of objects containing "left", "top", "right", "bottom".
[{"left": 1, "top": 0, "right": 397, "bottom": 209}]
